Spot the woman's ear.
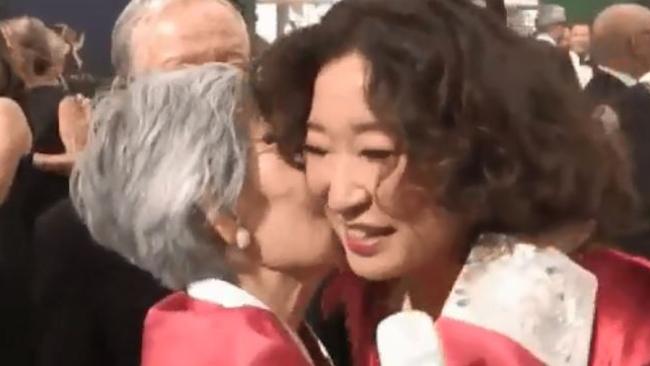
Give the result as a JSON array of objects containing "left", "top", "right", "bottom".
[{"left": 205, "top": 209, "right": 239, "bottom": 248}]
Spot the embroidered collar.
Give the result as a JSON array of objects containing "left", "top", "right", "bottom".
[{"left": 441, "top": 235, "right": 598, "bottom": 366}]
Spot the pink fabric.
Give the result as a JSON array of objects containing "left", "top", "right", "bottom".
[
  {"left": 141, "top": 292, "right": 311, "bottom": 366},
  {"left": 324, "top": 249, "right": 650, "bottom": 366},
  {"left": 437, "top": 317, "right": 543, "bottom": 366},
  {"left": 578, "top": 249, "right": 650, "bottom": 366}
]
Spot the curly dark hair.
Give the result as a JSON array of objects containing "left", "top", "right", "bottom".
[{"left": 252, "top": 0, "right": 640, "bottom": 240}]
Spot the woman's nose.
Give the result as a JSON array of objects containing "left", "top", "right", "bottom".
[{"left": 326, "top": 157, "right": 371, "bottom": 219}]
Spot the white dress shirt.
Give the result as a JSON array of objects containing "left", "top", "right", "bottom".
[
  {"left": 535, "top": 33, "right": 557, "bottom": 46},
  {"left": 597, "top": 65, "right": 637, "bottom": 87}
]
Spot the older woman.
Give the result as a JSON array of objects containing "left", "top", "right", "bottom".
[
  {"left": 71, "top": 63, "right": 340, "bottom": 366},
  {"left": 254, "top": 0, "right": 650, "bottom": 365}
]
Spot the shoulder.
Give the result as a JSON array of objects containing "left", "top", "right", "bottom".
[
  {"left": 579, "top": 248, "right": 650, "bottom": 305},
  {"left": 144, "top": 292, "right": 282, "bottom": 333},
  {"left": 619, "top": 84, "right": 650, "bottom": 103},
  {"left": 578, "top": 249, "right": 650, "bottom": 365},
  {"left": 585, "top": 70, "right": 626, "bottom": 99},
  {"left": 142, "top": 292, "right": 311, "bottom": 366}
]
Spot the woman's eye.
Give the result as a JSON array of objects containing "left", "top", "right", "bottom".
[
  {"left": 303, "top": 144, "right": 328, "bottom": 157},
  {"left": 261, "top": 132, "right": 277, "bottom": 145},
  {"left": 361, "top": 149, "right": 394, "bottom": 160}
]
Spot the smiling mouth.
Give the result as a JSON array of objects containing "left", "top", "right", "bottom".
[{"left": 343, "top": 224, "right": 396, "bottom": 257}]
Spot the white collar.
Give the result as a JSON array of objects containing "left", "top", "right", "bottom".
[
  {"left": 638, "top": 71, "right": 650, "bottom": 85},
  {"left": 536, "top": 33, "right": 557, "bottom": 46},
  {"left": 441, "top": 237, "right": 597, "bottom": 366},
  {"left": 187, "top": 278, "right": 270, "bottom": 310},
  {"left": 598, "top": 65, "right": 637, "bottom": 87},
  {"left": 187, "top": 278, "right": 332, "bottom": 366}
]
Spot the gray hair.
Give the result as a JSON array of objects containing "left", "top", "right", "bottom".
[
  {"left": 71, "top": 63, "right": 249, "bottom": 289},
  {"left": 111, "top": 0, "right": 241, "bottom": 84}
]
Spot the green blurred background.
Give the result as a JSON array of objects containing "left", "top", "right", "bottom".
[{"left": 553, "top": 0, "right": 629, "bottom": 23}]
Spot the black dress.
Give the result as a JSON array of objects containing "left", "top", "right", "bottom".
[{"left": 0, "top": 158, "right": 68, "bottom": 366}]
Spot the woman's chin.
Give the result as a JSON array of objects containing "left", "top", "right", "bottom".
[{"left": 345, "top": 252, "right": 404, "bottom": 282}]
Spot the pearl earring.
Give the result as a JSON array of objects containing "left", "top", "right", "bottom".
[{"left": 235, "top": 226, "right": 251, "bottom": 250}]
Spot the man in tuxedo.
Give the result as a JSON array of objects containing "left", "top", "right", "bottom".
[
  {"left": 583, "top": 4, "right": 650, "bottom": 258},
  {"left": 570, "top": 23, "right": 591, "bottom": 62},
  {"left": 533, "top": 5, "right": 592, "bottom": 88},
  {"left": 568, "top": 23, "right": 594, "bottom": 87},
  {"left": 586, "top": 4, "right": 650, "bottom": 108},
  {"left": 30, "top": 1, "right": 251, "bottom": 366}
]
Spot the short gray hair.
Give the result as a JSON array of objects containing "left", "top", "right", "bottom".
[{"left": 71, "top": 63, "right": 249, "bottom": 289}]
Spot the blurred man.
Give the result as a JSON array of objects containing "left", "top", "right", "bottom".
[
  {"left": 567, "top": 23, "right": 594, "bottom": 87},
  {"left": 586, "top": 4, "right": 650, "bottom": 107},
  {"left": 535, "top": 4, "right": 568, "bottom": 46},
  {"left": 615, "top": 73, "right": 650, "bottom": 258},
  {"left": 570, "top": 23, "right": 592, "bottom": 61},
  {"left": 533, "top": 4, "right": 592, "bottom": 87},
  {"left": 584, "top": 4, "right": 650, "bottom": 258}
]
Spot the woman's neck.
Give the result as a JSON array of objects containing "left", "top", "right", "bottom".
[
  {"left": 384, "top": 244, "right": 465, "bottom": 320},
  {"left": 401, "top": 260, "right": 463, "bottom": 318},
  {"left": 237, "top": 267, "right": 325, "bottom": 330}
]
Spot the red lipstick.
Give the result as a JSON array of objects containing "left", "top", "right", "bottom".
[{"left": 345, "top": 237, "right": 380, "bottom": 257}]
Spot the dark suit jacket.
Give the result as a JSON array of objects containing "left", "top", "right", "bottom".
[
  {"left": 32, "top": 199, "right": 171, "bottom": 366},
  {"left": 615, "top": 83, "right": 650, "bottom": 257},
  {"left": 585, "top": 67, "right": 630, "bottom": 108}
]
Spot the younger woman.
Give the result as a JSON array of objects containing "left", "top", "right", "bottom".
[{"left": 254, "top": 0, "right": 650, "bottom": 364}]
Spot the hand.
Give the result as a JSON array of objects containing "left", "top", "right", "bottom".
[
  {"left": 33, "top": 95, "right": 91, "bottom": 175},
  {"left": 0, "top": 97, "right": 32, "bottom": 202},
  {"left": 58, "top": 94, "right": 90, "bottom": 153}
]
